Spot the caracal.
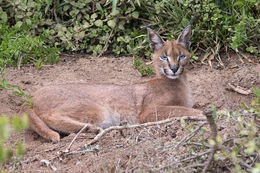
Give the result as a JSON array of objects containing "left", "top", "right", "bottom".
[{"left": 19, "top": 18, "right": 202, "bottom": 142}]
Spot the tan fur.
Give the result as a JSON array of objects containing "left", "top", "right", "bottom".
[{"left": 19, "top": 22, "right": 202, "bottom": 142}]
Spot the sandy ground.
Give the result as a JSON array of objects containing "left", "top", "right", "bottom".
[{"left": 0, "top": 54, "right": 259, "bottom": 172}]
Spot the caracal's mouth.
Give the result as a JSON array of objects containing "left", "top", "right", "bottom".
[
  {"left": 160, "top": 68, "right": 179, "bottom": 79},
  {"left": 166, "top": 75, "right": 179, "bottom": 79}
]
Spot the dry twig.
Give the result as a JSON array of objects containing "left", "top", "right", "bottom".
[
  {"left": 63, "top": 124, "right": 89, "bottom": 152},
  {"left": 97, "top": 28, "right": 114, "bottom": 58},
  {"left": 172, "top": 122, "right": 207, "bottom": 149},
  {"left": 87, "top": 116, "right": 206, "bottom": 146},
  {"left": 52, "top": 0, "right": 59, "bottom": 23},
  {"left": 21, "top": 144, "right": 65, "bottom": 164},
  {"left": 202, "top": 108, "right": 218, "bottom": 173},
  {"left": 227, "top": 83, "right": 252, "bottom": 95},
  {"left": 155, "top": 150, "right": 211, "bottom": 171}
]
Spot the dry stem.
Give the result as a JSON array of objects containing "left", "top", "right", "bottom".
[
  {"left": 87, "top": 116, "right": 206, "bottom": 146},
  {"left": 64, "top": 124, "right": 89, "bottom": 152},
  {"left": 173, "top": 122, "right": 207, "bottom": 149},
  {"left": 202, "top": 108, "right": 218, "bottom": 173}
]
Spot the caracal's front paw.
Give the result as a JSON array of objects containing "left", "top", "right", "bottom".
[{"left": 49, "top": 131, "right": 60, "bottom": 143}]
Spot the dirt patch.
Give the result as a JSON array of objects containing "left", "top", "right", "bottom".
[{"left": 0, "top": 54, "right": 259, "bottom": 172}]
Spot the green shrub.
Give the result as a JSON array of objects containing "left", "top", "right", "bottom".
[
  {"left": 215, "top": 89, "right": 260, "bottom": 172},
  {"left": 0, "top": 0, "right": 258, "bottom": 60},
  {"left": 0, "top": 24, "right": 59, "bottom": 68}
]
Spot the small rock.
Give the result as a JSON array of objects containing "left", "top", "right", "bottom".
[{"left": 21, "top": 80, "right": 31, "bottom": 85}]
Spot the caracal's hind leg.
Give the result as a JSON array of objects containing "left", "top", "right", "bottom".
[
  {"left": 19, "top": 104, "right": 60, "bottom": 142},
  {"left": 42, "top": 112, "right": 103, "bottom": 135},
  {"left": 139, "top": 105, "right": 203, "bottom": 123}
]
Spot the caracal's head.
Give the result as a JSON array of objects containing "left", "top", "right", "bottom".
[{"left": 145, "top": 19, "right": 194, "bottom": 79}]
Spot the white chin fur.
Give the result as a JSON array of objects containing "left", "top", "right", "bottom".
[
  {"left": 160, "top": 68, "right": 179, "bottom": 79},
  {"left": 166, "top": 75, "right": 179, "bottom": 79}
]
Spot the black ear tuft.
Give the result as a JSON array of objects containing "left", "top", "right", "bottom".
[
  {"left": 177, "top": 17, "right": 195, "bottom": 49},
  {"left": 144, "top": 23, "right": 165, "bottom": 52}
]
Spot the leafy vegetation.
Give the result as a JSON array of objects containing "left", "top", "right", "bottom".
[
  {"left": 0, "top": 68, "right": 33, "bottom": 107},
  {"left": 179, "top": 89, "right": 260, "bottom": 172},
  {"left": 220, "top": 90, "right": 259, "bottom": 172},
  {"left": 0, "top": 0, "right": 258, "bottom": 65},
  {"left": 0, "top": 24, "right": 59, "bottom": 68},
  {"left": 133, "top": 58, "right": 155, "bottom": 76},
  {"left": 215, "top": 89, "right": 260, "bottom": 172},
  {"left": 0, "top": 114, "right": 28, "bottom": 165},
  {"left": 0, "top": 0, "right": 259, "bottom": 171}
]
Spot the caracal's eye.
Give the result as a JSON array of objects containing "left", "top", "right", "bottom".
[
  {"left": 160, "top": 55, "right": 169, "bottom": 61},
  {"left": 178, "top": 54, "right": 186, "bottom": 61}
]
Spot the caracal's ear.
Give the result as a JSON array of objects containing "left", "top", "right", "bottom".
[
  {"left": 144, "top": 22, "right": 165, "bottom": 52},
  {"left": 177, "top": 17, "right": 195, "bottom": 49}
]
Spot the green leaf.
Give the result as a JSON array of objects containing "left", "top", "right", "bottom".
[
  {"left": 131, "top": 11, "right": 139, "bottom": 18},
  {"left": 16, "top": 141, "right": 26, "bottom": 155},
  {"left": 253, "top": 89, "right": 260, "bottom": 98},
  {"left": 12, "top": 116, "right": 20, "bottom": 131},
  {"left": 0, "top": 116, "right": 10, "bottom": 140},
  {"left": 25, "top": 19, "right": 32, "bottom": 25},
  {"left": 83, "top": 22, "right": 90, "bottom": 28},
  {"left": 107, "top": 20, "right": 116, "bottom": 28},
  {"left": 94, "top": 20, "right": 103, "bottom": 27},
  {"left": 84, "top": 145, "right": 99, "bottom": 151},
  {"left": 13, "top": 90, "right": 23, "bottom": 96},
  {"left": 15, "top": 21, "right": 23, "bottom": 28},
  {"left": 12, "top": 115, "right": 28, "bottom": 131},
  {"left": 77, "top": 31, "right": 85, "bottom": 39},
  {"left": 96, "top": 3, "right": 102, "bottom": 11},
  {"left": 91, "top": 13, "right": 98, "bottom": 19},
  {"left": 0, "top": 12, "right": 7, "bottom": 23},
  {"left": 63, "top": 5, "right": 70, "bottom": 11},
  {"left": 135, "top": 0, "right": 141, "bottom": 6},
  {"left": 0, "top": 144, "right": 7, "bottom": 163},
  {"left": 112, "top": 0, "right": 119, "bottom": 14},
  {"left": 21, "top": 114, "right": 29, "bottom": 129},
  {"left": 35, "top": 59, "right": 42, "bottom": 69}
]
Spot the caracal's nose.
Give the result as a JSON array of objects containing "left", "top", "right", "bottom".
[{"left": 170, "top": 65, "right": 179, "bottom": 73}]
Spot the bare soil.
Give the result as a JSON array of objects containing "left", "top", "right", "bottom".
[{"left": 0, "top": 54, "right": 259, "bottom": 172}]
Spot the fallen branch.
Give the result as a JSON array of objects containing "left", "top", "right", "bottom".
[
  {"left": 227, "top": 83, "right": 251, "bottom": 95},
  {"left": 202, "top": 108, "right": 218, "bottom": 173},
  {"left": 87, "top": 116, "right": 206, "bottom": 146}
]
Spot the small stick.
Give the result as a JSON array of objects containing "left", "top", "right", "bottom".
[
  {"left": 87, "top": 116, "right": 206, "bottom": 146},
  {"left": 97, "top": 28, "right": 114, "bottom": 58},
  {"left": 156, "top": 150, "right": 211, "bottom": 171},
  {"left": 179, "top": 150, "right": 211, "bottom": 163},
  {"left": 21, "top": 144, "right": 65, "bottom": 164},
  {"left": 182, "top": 163, "right": 205, "bottom": 170},
  {"left": 35, "top": 144, "right": 65, "bottom": 154},
  {"left": 173, "top": 122, "right": 207, "bottom": 149},
  {"left": 64, "top": 124, "right": 89, "bottom": 152},
  {"left": 202, "top": 108, "right": 218, "bottom": 173},
  {"left": 53, "top": 0, "right": 59, "bottom": 23},
  {"left": 63, "top": 149, "right": 97, "bottom": 157},
  {"left": 184, "top": 142, "right": 210, "bottom": 148}
]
